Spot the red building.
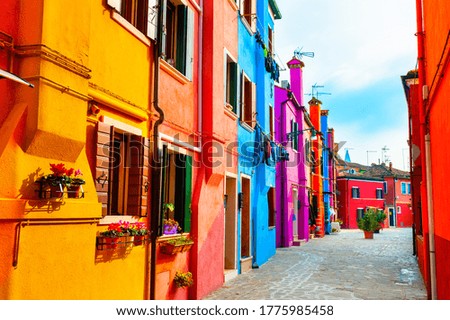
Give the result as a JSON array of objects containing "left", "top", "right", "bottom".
[
  {"left": 363, "top": 163, "right": 413, "bottom": 228},
  {"left": 336, "top": 175, "right": 385, "bottom": 229},
  {"left": 401, "top": 0, "right": 450, "bottom": 299}
]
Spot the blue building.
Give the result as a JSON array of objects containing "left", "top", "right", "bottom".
[{"left": 236, "top": 0, "right": 281, "bottom": 273}]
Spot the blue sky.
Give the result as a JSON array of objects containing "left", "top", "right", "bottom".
[{"left": 275, "top": 0, "right": 418, "bottom": 169}]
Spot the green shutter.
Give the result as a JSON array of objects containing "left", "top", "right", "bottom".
[
  {"left": 159, "top": 0, "right": 168, "bottom": 57},
  {"left": 184, "top": 155, "right": 192, "bottom": 232},
  {"left": 294, "top": 122, "right": 299, "bottom": 151},
  {"left": 176, "top": 5, "right": 188, "bottom": 75}
]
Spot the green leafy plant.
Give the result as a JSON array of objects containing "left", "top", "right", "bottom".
[
  {"left": 357, "top": 210, "right": 379, "bottom": 232},
  {"left": 173, "top": 271, "right": 194, "bottom": 288},
  {"left": 166, "top": 235, "right": 194, "bottom": 246}
]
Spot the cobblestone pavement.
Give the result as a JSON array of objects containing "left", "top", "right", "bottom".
[{"left": 205, "top": 228, "right": 427, "bottom": 300}]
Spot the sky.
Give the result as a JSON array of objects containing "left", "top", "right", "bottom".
[{"left": 274, "top": 0, "right": 418, "bottom": 170}]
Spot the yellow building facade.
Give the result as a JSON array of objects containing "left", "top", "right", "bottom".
[{"left": 0, "top": 0, "right": 157, "bottom": 299}]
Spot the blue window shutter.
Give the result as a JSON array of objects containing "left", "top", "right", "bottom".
[
  {"left": 185, "top": 7, "right": 195, "bottom": 80},
  {"left": 147, "top": 0, "right": 158, "bottom": 40}
]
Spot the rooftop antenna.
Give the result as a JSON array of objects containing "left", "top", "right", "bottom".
[
  {"left": 306, "top": 83, "right": 332, "bottom": 99},
  {"left": 381, "top": 146, "right": 390, "bottom": 164},
  {"left": 294, "top": 47, "right": 315, "bottom": 60}
]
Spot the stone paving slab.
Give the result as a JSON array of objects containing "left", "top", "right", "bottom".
[{"left": 205, "top": 228, "right": 427, "bottom": 300}]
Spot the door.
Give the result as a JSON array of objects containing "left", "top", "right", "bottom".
[
  {"left": 292, "top": 187, "right": 298, "bottom": 240},
  {"left": 224, "top": 176, "right": 237, "bottom": 272},
  {"left": 389, "top": 207, "right": 396, "bottom": 227}
]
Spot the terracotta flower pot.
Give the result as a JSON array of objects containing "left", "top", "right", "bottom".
[
  {"left": 364, "top": 230, "right": 374, "bottom": 239},
  {"left": 134, "top": 235, "right": 145, "bottom": 246},
  {"left": 67, "top": 185, "right": 82, "bottom": 198}
]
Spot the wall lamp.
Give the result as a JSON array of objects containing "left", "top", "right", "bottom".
[{"left": 286, "top": 128, "right": 317, "bottom": 141}]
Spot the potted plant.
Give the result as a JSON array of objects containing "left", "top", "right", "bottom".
[
  {"left": 36, "top": 163, "right": 70, "bottom": 198},
  {"left": 160, "top": 235, "right": 194, "bottom": 255},
  {"left": 375, "top": 210, "right": 387, "bottom": 233},
  {"left": 357, "top": 210, "right": 379, "bottom": 239},
  {"left": 163, "top": 203, "right": 181, "bottom": 235},
  {"left": 66, "top": 169, "right": 85, "bottom": 198},
  {"left": 173, "top": 271, "right": 194, "bottom": 288},
  {"left": 132, "top": 222, "right": 149, "bottom": 245},
  {"left": 98, "top": 222, "right": 125, "bottom": 249}
]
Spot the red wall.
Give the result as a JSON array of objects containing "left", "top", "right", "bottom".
[
  {"left": 415, "top": 0, "right": 450, "bottom": 299},
  {"left": 385, "top": 177, "right": 413, "bottom": 228},
  {"left": 337, "top": 178, "right": 385, "bottom": 229}
]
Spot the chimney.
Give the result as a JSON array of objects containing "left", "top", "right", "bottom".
[
  {"left": 287, "top": 57, "right": 305, "bottom": 105},
  {"left": 389, "top": 162, "right": 392, "bottom": 171}
]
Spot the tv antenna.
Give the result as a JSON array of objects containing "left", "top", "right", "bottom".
[
  {"left": 306, "top": 83, "right": 332, "bottom": 99},
  {"left": 294, "top": 47, "right": 315, "bottom": 60}
]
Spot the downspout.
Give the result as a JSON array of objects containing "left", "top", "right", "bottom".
[
  {"left": 150, "top": 0, "right": 165, "bottom": 301},
  {"left": 197, "top": 0, "right": 203, "bottom": 149},
  {"left": 425, "top": 134, "right": 437, "bottom": 299}
]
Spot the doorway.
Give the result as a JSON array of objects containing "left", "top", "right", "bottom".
[
  {"left": 292, "top": 187, "right": 298, "bottom": 240},
  {"left": 240, "top": 175, "right": 252, "bottom": 273},
  {"left": 224, "top": 175, "right": 237, "bottom": 280},
  {"left": 389, "top": 207, "right": 396, "bottom": 227}
]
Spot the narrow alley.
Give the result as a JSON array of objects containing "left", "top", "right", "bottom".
[{"left": 205, "top": 228, "right": 427, "bottom": 300}]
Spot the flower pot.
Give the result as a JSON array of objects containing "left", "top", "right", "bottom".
[
  {"left": 67, "top": 185, "right": 82, "bottom": 198},
  {"left": 50, "top": 184, "right": 64, "bottom": 198},
  {"left": 363, "top": 230, "right": 374, "bottom": 239},
  {"left": 160, "top": 242, "right": 184, "bottom": 255},
  {"left": 121, "top": 235, "right": 134, "bottom": 247},
  {"left": 133, "top": 235, "right": 146, "bottom": 246},
  {"left": 163, "top": 224, "right": 178, "bottom": 235}
]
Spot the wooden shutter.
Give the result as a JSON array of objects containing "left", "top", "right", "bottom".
[
  {"left": 185, "top": 7, "right": 195, "bottom": 80},
  {"left": 107, "top": 0, "right": 122, "bottom": 11},
  {"left": 240, "top": 71, "right": 245, "bottom": 120},
  {"left": 147, "top": 0, "right": 158, "bottom": 40},
  {"left": 96, "top": 122, "right": 113, "bottom": 216},
  {"left": 127, "top": 136, "right": 149, "bottom": 217}
]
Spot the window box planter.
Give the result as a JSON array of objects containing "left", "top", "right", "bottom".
[
  {"left": 159, "top": 236, "right": 194, "bottom": 255},
  {"left": 96, "top": 235, "right": 135, "bottom": 250}
]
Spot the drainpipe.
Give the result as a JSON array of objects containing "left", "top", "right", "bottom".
[
  {"left": 150, "top": 0, "right": 165, "bottom": 301},
  {"left": 425, "top": 133, "right": 437, "bottom": 299},
  {"left": 197, "top": 0, "right": 203, "bottom": 149}
]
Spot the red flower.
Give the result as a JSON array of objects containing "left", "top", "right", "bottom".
[{"left": 50, "top": 163, "right": 67, "bottom": 177}]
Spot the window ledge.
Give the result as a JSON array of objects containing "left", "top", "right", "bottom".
[
  {"left": 98, "top": 215, "right": 139, "bottom": 226},
  {"left": 111, "top": 11, "right": 151, "bottom": 47},
  {"left": 160, "top": 59, "right": 190, "bottom": 84},
  {"left": 240, "top": 121, "right": 255, "bottom": 133},
  {"left": 224, "top": 105, "right": 238, "bottom": 120}
]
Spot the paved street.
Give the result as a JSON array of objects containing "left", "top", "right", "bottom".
[{"left": 205, "top": 228, "right": 427, "bottom": 300}]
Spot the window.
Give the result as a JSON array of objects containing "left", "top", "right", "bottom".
[
  {"left": 376, "top": 188, "right": 383, "bottom": 199},
  {"left": 383, "top": 181, "right": 388, "bottom": 194},
  {"left": 240, "top": 0, "right": 256, "bottom": 32},
  {"left": 96, "top": 122, "right": 149, "bottom": 216},
  {"left": 161, "top": 146, "right": 192, "bottom": 233},
  {"left": 397, "top": 206, "right": 402, "bottom": 213},
  {"left": 401, "top": 182, "right": 411, "bottom": 195},
  {"left": 352, "top": 187, "right": 360, "bottom": 199},
  {"left": 161, "top": 0, "right": 195, "bottom": 79},
  {"left": 225, "top": 54, "right": 238, "bottom": 113},
  {"left": 240, "top": 72, "right": 256, "bottom": 128},
  {"left": 357, "top": 208, "right": 364, "bottom": 220},
  {"left": 107, "top": 0, "right": 158, "bottom": 40},
  {"left": 268, "top": 25, "right": 274, "bottom": 54}
]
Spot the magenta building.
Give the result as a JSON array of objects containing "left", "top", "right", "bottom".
[{"left": 275, "top": 58, "right": 310, "bottom": 247}]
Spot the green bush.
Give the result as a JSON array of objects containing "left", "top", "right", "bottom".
[{"left": 357, "top": 210, "right": 379, "bottom": 232}]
